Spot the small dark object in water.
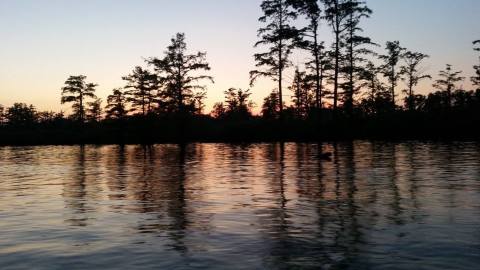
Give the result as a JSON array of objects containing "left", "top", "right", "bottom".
[{"left": 318, "top": 152, "right": 333, "bottom": 160}]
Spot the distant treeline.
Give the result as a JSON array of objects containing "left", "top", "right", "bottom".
[{"left": 1, "top": 0, "right": 479, "bottom": 144}]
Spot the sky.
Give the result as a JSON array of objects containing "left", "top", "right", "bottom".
[{"left": 0, "top": 0, "right": 479, "bottom": 113}]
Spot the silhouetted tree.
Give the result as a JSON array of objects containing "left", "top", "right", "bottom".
[
  {"left": 433, "top": 64, "right": 464, "bottom": 108},
  {"left": 289, "top": 68, "right": 314, "bottom": 118},
  {"left": 423, "top": 88, "right": 479, "bottom": 113},
  {"left": 452, "top": 89, "right": 477, "bottom": 110},
  {"left": 5, "top": 14, "right": 480, "bottom": 144},
  {"left": 472, "top": 40, "right": 480, "bottom": 90},
  {"left": 213, "top": 88, "right": 255, "bottom": 120},
  {"left": 403, "top": 94, "right": 426, "bottom": 112},
  {"left": 60, "top": 75, "right": 97, "bottom": 122},
  {"left": 86, "top": 98, "right": 102, "bottom": 122},
  {"left": 5, "top": 103, "right": 37, "bottom": 126},
  {"left": 0, "top": 104, "right": 5, "bottom": 125},
  {"left": 225, "top": 88, "right": 255, "bottom": 119},
  {"left": 358, "top": 61, "right": 388, "bottom": 115},
  {"left": 37, "top": 111, "right": 65, "bottom": 125},
  {"left": 379, "top": 41, "right": 406, "bottom": 108},
  {"left": 340, "top": 0, "right": 373, "bottom": 115},
  {"left": 424, "top": 91, "right": 447, "bottom": 113},
  {"left": 148, "top": 33, "right": 213, "bottom": 115},
  {"left": 211, "top": 102, "right": 227, "bottom": 119},
  {"left": 262, "top": 92, "right": 282, "bottom": 119},
  {"left": 474, "top": 40, "right": 480, "bottom": 51},
  {"left": 401, "top": 51, "right": 431, "bottom": 111},
  {"left": 322, "top": 0, "right": 350, "bottom": 111},
  {"left": 123, "top": 66, "right": 158, "bottom": 116},
  {"left": 37, "top": 111, "right": 55, "bottom": 124},
  {"left": 359, "top": 62, "right": 382, "bottom": 101},
  {"left": 250, "top": 0, "right": 300, "bottom": 117},
  {"left": 105, "top": 89, "right": 127, "bottom": 119},
  {"left": 291, "top": 0, "right": 325, "bottom": 110},
  {"left": 192, "top": 92, "right": 207, "bottom": 115}
]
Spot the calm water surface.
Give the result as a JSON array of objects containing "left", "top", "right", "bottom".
[{"left": 1, "top": 142, "right": 479, "bottom": 270}]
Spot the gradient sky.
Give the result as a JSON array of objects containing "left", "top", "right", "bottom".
[{"left": 0, "top": 0, "right": 479, "bottom": 113}]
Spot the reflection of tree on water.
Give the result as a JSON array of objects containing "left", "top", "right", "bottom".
[
  {"left": 127, "top": 144, "right": 210, "bottom": 254},
  {"left": 442, "top": 143, "right": 460, "bottom": 210},
  {"left": 260, "top": 142, "right": 293, "bottom": 268},
  {"left": 405, "top": 143, "right": 422, "bottom": 222},
  {"left": 129, "top": 145, "right": 187, "bottom": 250},
  {"left": 166, "top": 144, "right": 189, "bottom": 253},
  {"left": 257, "top": 143, "right": 370, "bottom": 269},
  {"left": 62, "top": 145, "right": 90, "bottom": 227},
  {"left": 136, "top": 145, "right": 156, "bottom": 212},
  {"left": 295, "top": 143, "right": 334, "bottom": 267},
  {"left": 340, "top": 142, "right": 362, "bottom": 264},
  {"left": 330, "top": 142, "right": 364, "bottom": 267},
  {"left": 476, "top": 142, "right": 480, "bottom": 241},
  {"left": 376, "top": 142, "right": 404, "bottom": 226},
  {"left": 106, "top": 145, "right": 128, "bottom": 203}
]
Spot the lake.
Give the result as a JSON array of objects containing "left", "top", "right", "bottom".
[{"left": 1, "top": 142, "right": 479, "bottom": 269}]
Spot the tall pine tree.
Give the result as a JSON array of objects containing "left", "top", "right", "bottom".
[
  {"left": 250, "top": 0, "right": 300, "bottom": 117},
  {"left": 433, "top": 64, "right": 464, "bottom": 108},
  {"left": 291, "top": 0, "right": 325, "bottom": 110},
  {"left": 60, "top": 75, "right": 97, "bottom": 122},
  {"left": 148, "top": 33, "right": 213, "bottom": 115},
  {"left": 472, "top": 40, "right": 480, "bottom": 90},
  {"left": 122, "top": 66, "right": 158, "bottom": 116},
  {"left": 105, "top": 89, "right": 127, "bottom": 119},
  {"left": 322, "top": 0, "right": 350, "bottom": 112},
  {"left": 289, "top": 67, "right": 314, "bottom": 118},
  {"left": 379, "top": 41, "right": 406, "bottom": 108},
  {"left": 401, "top": 51, "right": 431, "bottom": 111},
  {"left": 340, "top": 0, "right": 373, "bottom": 115}
]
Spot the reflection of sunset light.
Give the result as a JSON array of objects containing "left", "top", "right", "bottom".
[{"left": 1, "top": 142, "right": 480, "bottom": 268}]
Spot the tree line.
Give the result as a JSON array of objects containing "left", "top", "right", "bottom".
[
  {"left": 249, "top": 0, "right": 480, "bottom": 120},
  {"left": 1, "top": 0, "right": 479, "bottom": 143}
]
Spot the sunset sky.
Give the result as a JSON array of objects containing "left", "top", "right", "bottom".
[{"left": 0, "top": 0, "right": 479, "bottom": 113}]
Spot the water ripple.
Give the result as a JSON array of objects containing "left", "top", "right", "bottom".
[{"left": 0, "top": 142, "right": 479, "bottom": 269}]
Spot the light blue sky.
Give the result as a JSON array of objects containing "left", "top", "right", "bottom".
[{"left": 0, "top": 0, "right": 479, "bottom": 112}]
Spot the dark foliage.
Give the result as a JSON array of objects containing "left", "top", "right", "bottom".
[
  {"left": 250, "top": 0, "right": 301, "bottom": 116},
  {"left": 472, "top": 40, "right": 480, "bottom": 90},
  {"left": 432, "top": 64, "right": 465, "bottom": 108},
  {"left": 401, "top": 51, "right": 431, "bottom": 111},
  {"left": 379, "top": 41, "right": 406, "bottom": 108},
  {"left": 123, "top": 66, "right": 159, "bottom": 116},
  {"left": 1, "top": 3, "right": 480, "bottom": 145},
  {"left": 212, "top": 88, "right": 255, "bottom": 120},
  {"left": 105, "top": 89, "right": 127, "bottom": 119},
  {"left": 60, "top": 75, "right": 97, "bottom": 122},
  {"left": 147, "top": 33, "right": 213, "bottom": 115}
]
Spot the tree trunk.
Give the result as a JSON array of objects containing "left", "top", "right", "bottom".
[
  {"left": 447, "top": 86, "right": 452, "bottom": 109},
  {"left": 279, "top": 54, "right": 283, "bottom": 117},
  {"left": 142, "top": 92, "right": 146, "bottom": 116},
  {"left": 278, "top": 3, "right": 284, "bottom": 118},
  {"left": 334, "top": 30, "right": 339, "bottom": 112},
  {"left": 391, "top": 66, "right": 396, "bottom": 108},
  {"left": 409, "top": 80, "right": 414, "bottom": 111},
  {"left": 79, "top": 93, "right": 84, "bottom": 122},
  {"left": 313, "top": 25, "right": 321, "bottom": 110},
  {"left": 347, "top": 24, "right": 354, "bottom": 116}
]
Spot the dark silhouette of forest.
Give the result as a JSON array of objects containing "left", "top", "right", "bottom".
[{"left": 1, "top": 0, "right": 479, "bottom": 145}]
